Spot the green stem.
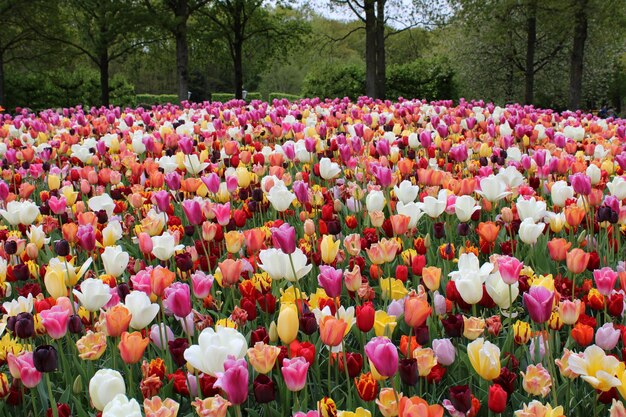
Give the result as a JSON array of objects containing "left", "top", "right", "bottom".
[{"left": 45, "top": 374, "right": 59, "bottom": 417}]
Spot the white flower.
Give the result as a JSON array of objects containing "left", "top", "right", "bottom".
[
  {"left": 26, "top": 225, "right": 49, "bottom": 249},
  {"left": 586, "top": 164, "right": 601, "bottom": 185},
  {"left": 266, "top": 185, "right": 295, "bottom": 212},
  {"left": 567, "top": 345, "right": 623, "bottom": 390},
  {"left": 516, "top": 196, "right": 546, "bottom": 223},
  {"left": 124, "top": 291, "right": 160, "bottom": 330},
  {"left": 89, "top": 369, "right": 126, "bottom": 411},
  {"left": 2, "top": 293, "right": 33, "bottom": 316},
  {"left": 393, "top": 180, "right": 419, "bottom": 204},
  {"left": 366, "top": 190, "right": 386, "bottom": 212},
  {"left": 551, "top": 181, "right": 574, "bottom": 207},
  {"left": 422, "top": 189, "right": 447, "bottom": 218},
  {"left": 607, "top": 177, "right": 626, "bottom": 200},
  {"left": 130, "top": 131, "right": 146, "bottom": 154},
  {"left": 449, "top": 252, "right": 494, "bottom": 305},
  {"left": 183, "top": 326, "right": 247, "bottom": 376},
  {"left": 183, "top": 154, "right": 209, "bottom": 175},
  {"left": 496, "top": 166, "right": 525, "bottom": 189},
  {"left": 156, "top": 156, "right": 179, "bottom": 173},
  {"left": 0, "top": 201, "right": 40, "bottom": 225},
  {"left": 89, "top": 194, "right": 115, "bottom": 218},
  {"left": 485, "top": 272, "right": 519, "bottom": 309},
  {"left": 563, "top": 125, "right": 585, "bottom": 141},
  {"left": 101, "top": 246, "right": 130, "bottom": 278},
  {"left": 151, "top": 231, "right": 184, "bottom": 261},
  {"left": 283, "top": 248, "right": 312, "bottom": 282},
  {"left": 257, "top": 248, "right": 287, "bottom": 280},
  {"left": 475, "top": 175, "right": 511, "bottom": 202},
  {"left": 408, "top": 133, "right": 419, "bottom": 148},
  {"left": 454, "top": 195, "right": 480, "bottom": 223},
  {"left": 319, "top": 158, "right": 341, "bottom": 180},
  {"left": 519, "top": 218, "right": 545, "bottom": 244},
  {"left": 70, "top": 144, "right": 93, "bottom": 163},
  {"left": 102, "top": 220, "right": 123, "bottom": 246},
  {"left": 396, "top": 201, "right": 425, "bottom": 228},
  {"left": 73, "top": 278, "right": 112, "bottom": 312},
  {"left": 102, "top": 394, "right": 141, "bottom": 417}
]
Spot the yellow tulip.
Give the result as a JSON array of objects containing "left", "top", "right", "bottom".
[
  {"left": 568, "top": 345, "right": 623, "bottom": 392},
  {"left": 320, "top": 235, "right": 340, "bottom": 264},
  {"left": 224, "top": 231, "right": 244, "bottom": 254},
  {"left": 338, "top": 407, "right": 372, "bottom": 417},
  {"left": 247, "top": 342, "right": 281, "bottom": 374},
  {"left": 514, "top": 401, "right": 564, "bottom": 417},
  {"left": 467, "top": 337, "right": 501, "bottom": 381},
  {"left": 379, "top": 278, "right": 408, "bottom": 301},
  {"left": 235, "top": 167, "right": 251, "bottom": 188},
  {"left": 277, "top": 304, "right": 299, "bottom": 344},
  {"left": 373, "top": 310, "right": 397, "bottom": 337},
  {"left": 376, "top": 388, "right": 400, "bottom": 417},
  {"left": 47, "top": 174, "right": 60, "bottom": 191}
]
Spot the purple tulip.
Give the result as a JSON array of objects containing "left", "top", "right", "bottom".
[
  {"left": 523, "top": 286, "right": 554, "bottom": 324},
  {"left": 271, "top": 223, "right": 296, "bottom": 254}
]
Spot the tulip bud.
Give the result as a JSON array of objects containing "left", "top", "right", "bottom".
[
  {"left": 68, "top": 314, "right": 84, "bottom": 334},
  {"left": 269, "top": 321, "right": 278, "bottom": 343},
  {"left": 72, "top": 375, "right": 83, "bottom": 394}
]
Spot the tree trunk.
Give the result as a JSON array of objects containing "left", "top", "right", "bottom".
[
  {"left": 175, "top": 28, "right": 189, "bottom": 102},
  {"left": 364, "top": 0, "right": 377, "bottom": 98},
  {"left": 234, "top": 40, "right": 243, "bottom": 99},
  {"left": 99, "top": 52, "right": 110, "bottom": 106},
  {"left": 524, "top": 0, "right": 537, "bottom": 105},
  {"left": 375, "top": 0, "right": 386, "bottom": 99},
  {"left": 568, "top": 0, "right": 588, "bottom": 110},
  {"left": 0, "top": 53, "right": 5, "bottom": 108}
]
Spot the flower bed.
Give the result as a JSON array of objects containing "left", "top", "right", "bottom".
[{"left": 0, "top": 97, "right": 625, "bottom": 416}]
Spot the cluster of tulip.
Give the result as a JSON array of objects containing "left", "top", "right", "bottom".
[{"left": 0, "top": 97, "right": 625, "bottom": 417}]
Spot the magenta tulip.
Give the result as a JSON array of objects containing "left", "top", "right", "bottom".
[
  {"left": 523, "top": 286, "right": 554, "bottom": 324},
  {"left": 570, "top": 173, "right": 591, "bottom": 195},
  {"left": 191, "top": 271, "right": 214, "bottom": 299},
  {"left": 317, "top": 266, "right": 343, "bottom": 298},
  {"left": 182, "top": 199, "right": 203, "bottom": 225},
  {"left": 163, "top": 282, "right": 192, "bottom": 318},
  {"left": 497, "top": 256, "right": 524, "bottom": 285},
  {"left": 365, "top": 336, "right": 398, "bottom": 377},
  {"left": 215, "top": 356, "right": 249, "bottom": 405},
  {"left": 271, "top": 223, "right": 296, "bottom": 254},
  {"left": 281, "top": 357, "right": 309, "bottom": 392}
]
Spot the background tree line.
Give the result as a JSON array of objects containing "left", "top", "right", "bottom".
[{"left": 0, "top": 0, "right": 624, "bottom": 112}]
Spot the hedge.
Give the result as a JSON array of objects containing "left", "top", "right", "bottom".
[
  {"left": 210, "top": 92, "right": 263, "bottom": 103},
  {"left": 269, "top": 93, "right": 301, "bottom": 102},
  {"left": 135, "top": 94, "right": 179, "bottom": 106}
]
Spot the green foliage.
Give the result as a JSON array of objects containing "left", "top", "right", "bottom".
[
  {"left": 246, "top": 92, "right": 263, "bottom": 101},
  {"left": 211, "top": 93, "right": 236, "bottom": 103},
  {"left": 301, "top": 65, "right": 366, "bottom": 99},
  {"left": 5, "top": 68, "right": 135, "bottom": 110},
  {"left": 269, "top": 92, "right": 301, "bottom": 102},
  {"left": 386, "top": 57, "right": 457, "bottom": 100},
  {"left": 135, "top": 94, "right": 179, "bottom": 106}
]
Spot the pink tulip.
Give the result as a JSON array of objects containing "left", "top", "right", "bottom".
[
  {"left": 191, "top": 271, "right": 214, "bottom": 299},
  {"left": 214, "top": 356, "right": 249, "bottom": 405},
  {"left": 76, "top": 225, "right": 96, "bottom": 251},
  {"left": 182, "top": 199, "right": 203, "bottom": 225},
  {"left": 596, "top": 323, "right": 620, "bottom": 350},
  {"left": 212, "top": 203, "right": 231, "bottom": 226},
  {"left": 497, "top": 256, "right": 524, "bottom": 285},
  {"left": 152, "top": 190, "right": 171, "bottom": 212},
  {"left": 365, "top": 336, "right": 398, "bottom": 377},
  {"left": 163, "top": 282, "right": 192, "bottom": 318},
  {"left": 281, "top": 357, "right": 309, "bottom": 392},
  {"left": 40, "top": 305, "right": 71, "bottom": 339},
  {"left": 149, "top": 324, "right": 174, "bottom": 350},
  {"left": 48, "top": 196, "right": 67, "bottom": 215},
  {"left": 201, "top": 173, "right": 220, "bottom": 194},
  {"left": 594, "top": 267, "right": 618, "bottom": 296},
  {"left": 179, "top": 136, "right": 194, "bottom": 154},
  {"left": 226, "top": 176, "right": 238, "bottom": 192},
  {"left": 165, "top": 172, "right": 181, "bottom": 190},
  {"left": 570, "top": 173, "right": 591, "bottom": 195},
  {"left": 523, "top": 286, "right": 554, "bottom": 324},
  {"left": 271, "top": 223, "right": 296, "bottom": 254},
  {"left": 138, "top": 232, "right": 153, "bottom": 255},
  {"left": 7, "top": 352, "right": 42, "bottom": 388},
  {"left": 317, "top": 266, "right": 343, "bottom": 298}
]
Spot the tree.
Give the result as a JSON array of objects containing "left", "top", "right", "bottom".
[
  {"left": 143, "top": 0, "right": 212, "bottom": 102},
  {"left": 568, "top": 0, "right": 588, "bottom": 110},
  {"left": 199, "top": 1, "right": 308, "bottom": 99}
]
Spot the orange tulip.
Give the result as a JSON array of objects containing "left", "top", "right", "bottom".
[
  {"left": 571, "top": 323, "right": 594, "bottom": 347},
  {"left": 564, "top": 206, "right": 586, "bottom": 228},
  {"left": 404, "top": 295, "right": 431, "bottom": 328},
  {"left": 105, "top": 305, "right": 132, "bottom": 337},
  {"left": 547, "top": 238, "right": 572, "bottom": 262},
  {"left": 150, "top": 267, "right": 175, "bottom": 298},
  {"left": 399, "top": 396, "right": 444, "bottom": 417},
  {"left": 180, "top": 178, "right": 202, "bottom": 193},
  {"left": 224, "top": 231, "right": 244, "bottom": 254},
  {"left": 476, "top": 222, "right": 500, "bottom": 243},
  {"left": 421, "top": 267, "right": 441, "bottom": 292},
  {"left": 62, "top": 223, "right": 78, "bottom": 244},
  {"left": 243, "top": 228, "right": 266, "bottom": 253},
  {"left": 119, "top": 331, "right": 150, "bottom": 364},
  {"left": 218, "top": 259, "right": 243, "bottom": 287},
  {"left": 319, "top": 315, "right": 347, "bottom": 347},
  {"left": 390, "top": 215, "right": 410, "bottom": 235},
  {"left": 566, "top": 248, "right": 590, "bottom": 274}
]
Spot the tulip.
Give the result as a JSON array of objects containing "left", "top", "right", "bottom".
[
  {"left": 454, "top": 195, "right": 481, "bottom": 222},
  {"left": 182, "top": 198, "right": 203, "bottom": 225},
  {"left": 150, "top": 267, "right": 176, "bottom": 298},
  {"left": 39, "top": 305, "right": 70, "bottom": 339},
  {"left": 476, "top": 175, "right": 510, "bottom": 202},
  {"left": 319, "top": 157, "right": 341, "bottom": 179},
  {"left": 281, "top": 357, "right": 309, "bottom": 391},
  {"left": 33, "top": 345, "right": 58, "bottom": 373},
  {"left": 449, "top": 252, "right": 493, "bottom": 305},
  {"left": 76, "top": 331, "right": 107, "bottom": 360},
  {"left": 523, "top": 286, "right": 554, "bottom": 324},
  {"left": 143, "top": 397, "right": 180, "bottom": 417},
  {"left": 558, "top": 299, "right": 581, "bottom": 325},
  {"left": 101, "top": 246, "right": 130, "bottom": 278},
  {"left": 266, "top": 185, "right": 295, "bottom": 212},
  {"left": 567, "top": 345, "right": 622, "bottom": 391},
  {"left": 467, "top": 338, "right": 500, "bottom": 381},
  {"left": 413, "top": 347, "right": 437, "bottom": 376},
  {"left": 124, "top": 291, "right": 159, "bottom": 330},
  {"left": 393, "top": 180, "right": 419, "bottom": 204},
  {"left": 366, "top": 190, "right": 386, "bottom": 212},
  {"left": 102, "top": 394, "right": 141, "bottom": 417},
  {"left": 191, "top": 271, "right": 214, "bottom": 299},
  {"left": 7, "top": 352, "right": 42, "bottom": 388},
  {"left": 319, "top": 315, "right": 347, "bottom": 347},
  {"left": 192, "top": 395, "right": 231, "bottom": 417},
  {"left": 566, "top": 248, "right": 590, "bottom": 274},
  {"left": 214, "top": 356, "right": 249, "bottom": 405},
  {"left": 151, "top": 232, "right": 184, "bottom": 261},
  {"left": 551, "top": 180, "right": 574, "bottom": 207},
  {"left": 610, "top": 400, "right": 626, "bottom": 417},
  {"left": 485, "top": 272, "right": 519, "bottom": 309},
  {"left": 488, "top": 384, "right": 507, "bottom": 414},
  {"left": 318, "top": 266, "right": 343, "bottom": 298},
  {"left": 596, "top": 323, "right": 621, "bottom": 351},
  {"left": 422, "top": 189, "right": 447, "bottom": 218},
  {"left": 518, "top": 218, "right": 544, "bottom": 244},
  {"left": 73, "top": 278, "right": 112, "bottom": 312},
  {"left": 365, "top": 337, "right": 398, "bottom": 377},
  {"left": 320, "top": 234, "right": 340, "bottom": 264},
  {"left": 88, "top": 193, "right": 115, "bottom": 217},
  {"left": 497, "top": 256, "right": 523, "bottom": 285},
  {"left": 521, "top": 364, "right": 552, "bottom": 398},
  {"left": 432, "top": 338, "right": 456, "bottom": 366},
  {"left": 0, "top": 200, "right": 40, "bottom": 225},
  {"left": 594, "top": 267, "right": 618, "bottom": 296},
  {"left": 271, "top": 223, "right": 296, "bottom": 254},
  {"left": 403, "top": 294, "right": 431, "bottom": 328},
  {"left": 247, "top": 342, "right": 281, "bottom": 374},
  {"left": 257, "top": 248, "right": 287, "bottom": 280},
  {"left": 183, "top": 326, "right": 247, "bottom": 376},
  {"left": 253, "top": 374, "right": 275, "bottom": 404},
  {"left": 277, "top": 304, "right": 299, "bottom": 344},
  {"left": 547, "top": 238, "right": 571, "bottom": 261},
  {"left": 376, "top": 388, "right": 400, "bottom": 417}
]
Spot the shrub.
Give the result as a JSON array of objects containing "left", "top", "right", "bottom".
[
  {"left": 135, "top": 94, "right": 179, "bottom": 106},
  {"left": 301, "top": 65, "right": 365, "bottom": 100},
  {"left": 386, "top": 57, "right": 457, "bottom": 101},
  {"left": 211, "top": 93, "right": 236, "bottom": 103},
  {"left": 269, "top": 92, "right": 301, "bottom": 102}
]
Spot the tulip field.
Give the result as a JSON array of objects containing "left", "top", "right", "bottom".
[{"left": 2, "top": 97, "right": 626, "bottom": 417}]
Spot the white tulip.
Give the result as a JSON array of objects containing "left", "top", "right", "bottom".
[
  {"left": 0, "top": 201, "right": 40, "bottom": 225},
  {"left": 366, "top": 190, "right": 386, "bottom": 212},
  {"left": 516, "top": 196, "right": 546, "bottom": 223},
  {"left": 151, "top": 232, "right": 184, "bottom": 261},
  {"left": 101, "top": 220, "right": 123, "bottom": 246},
  {"left": 319, "top": 157, "right": 342, "bottom": 180},
  {"left": 156, "top": 156, "right": 179, "bottom": 173},
  {"left": 563, "top": 125, "right": 585, "bottom": 141},
  {"left": 396, "top": 201, "right": 425, "bottom": 228},
  {"left": 101, "top": 246, "right": 130, "bottom": 278},
  {"left": 422, "top": 189, "right": 447, "bottom": 218},
  {"left": 408, "top": 133, "right": 419, "bottom": 148},
  {"left": 88, "top": 194, "right": 115, "bottom": 218},
  {"left": 485, "top": 272, "right": 519, "bottom": 309},
  {"left": 89, "top": 369, "right": 126, "bottom": 411},
  {"left": 607, "top": 177, "right": 626, "bottom": 200},
  {"left": 449, "top": 253, "right": 494, "bottom": 305},
  {"left": 183, "top": 326, "right": 247, "bottom": 376},
  {"left": 393, "top": 180, "right": 419, "bottom": 204},
  {"left": 475, "top": 175, "right": 511, "bottom": 202},
  {"left": 496, "top": 166, "right": 525, "bottom": 190},
  {"left": 266, "top": 185, "right": 295, "bottom": 212},
  {"left": 257, "top": 248, "right": 287, "bottom": 280},
  {"left": 183, "top": 154, "right": 209, "bottom": 175},
  {"left": 283, "top": 248, "right": 312, "bottom": 282},
  {"left": 124, "top": 291, "right": 160, "bottom": 329},
  {"left": 519, "top": 218, "right": 545, "bottom": 244},
  {"left": 586, "top": 164, "right": 601, "bottom": 185},
  {"left": 73, "top": 278, "right": 112, "bottom": 312},
  {"left": 454, "top": 195, "right": 480, "bottom": 222},
  {"left": 551, "top": 181, "right": 574, "bottom": 207},
  {"left": 26, "top": 225, "right": 49, "bottom": 249},
  {"left": 102, "top": 394, "right": 141, "bottom": 417}
]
